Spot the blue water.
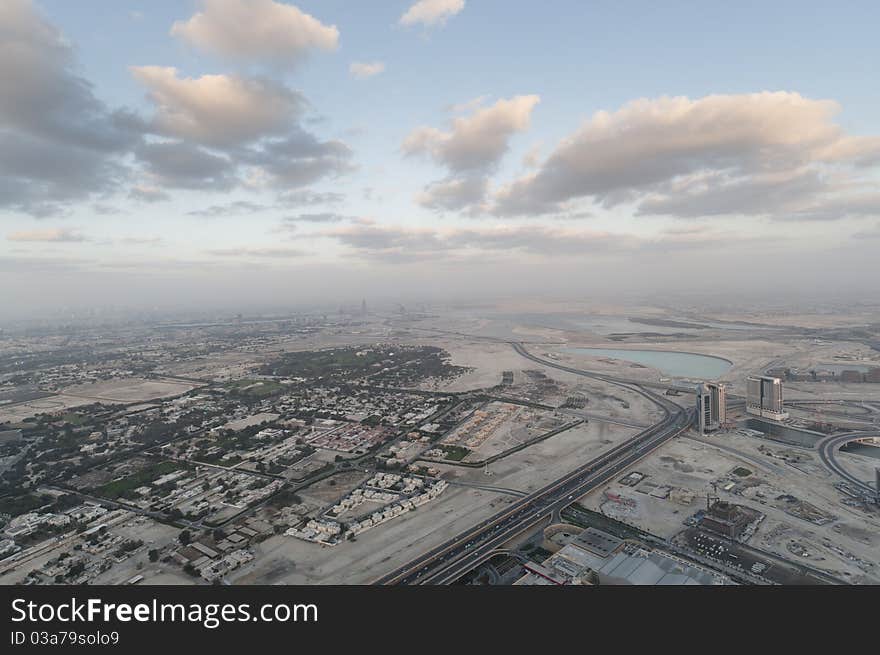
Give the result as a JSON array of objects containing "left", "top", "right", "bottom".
[{"left": 566, "top": 347, "right": 732, "bottom": 379}]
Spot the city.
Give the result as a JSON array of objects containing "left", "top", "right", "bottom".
[{"left": 2, "top": 301, "right": 879, "bottom": 586}]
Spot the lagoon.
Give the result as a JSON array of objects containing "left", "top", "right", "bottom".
[{"left": 566, "top": 347, "right": 732, "bottom": 379}]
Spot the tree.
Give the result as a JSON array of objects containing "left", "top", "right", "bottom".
[
  {"left": 178, "top": 530, "right": 191, "bottom": 546},
  {"left": 148, "top": 549, "right": 159, "bottom": 562}
]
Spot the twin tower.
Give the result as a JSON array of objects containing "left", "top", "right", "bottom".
[{"left": 696, "top": 375, "right": 788, "bottom": 434}]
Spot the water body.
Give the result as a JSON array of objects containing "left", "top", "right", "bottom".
[
  {"left": 841, "top": 442, "right": 880, "bottom": 461},
  {"left": 566, "top": 347, "right": 732, "bottom": 379},
  {"left": 744, "top": 418, "right": 824, "bottom": 448}
]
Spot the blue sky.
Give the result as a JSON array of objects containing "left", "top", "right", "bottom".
[{"left": 2, "top": 0, "right": 880, "bottom": 315}]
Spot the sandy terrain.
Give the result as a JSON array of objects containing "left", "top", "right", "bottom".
[
  {"left": 0, "top": 394, "right": 94, "bottom": 423},
  {"left": 578, "top": 430, "right": 880, "bottom": 583},
  {"left": 230, "top": 414, "right": 638, "bottom": 583},
  {"left": 61, "top": 377, "right": 200, "bottom": 404}
]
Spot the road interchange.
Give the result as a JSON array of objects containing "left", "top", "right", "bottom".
[{"left": 374, "top": 342, "right": 693, "bottom": 585}]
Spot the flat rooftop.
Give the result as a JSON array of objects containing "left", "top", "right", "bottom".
[{"left": 573, "top": 527, "right": 623, "bottom": 557}]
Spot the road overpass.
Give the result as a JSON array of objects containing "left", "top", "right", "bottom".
[{"left": 817, "top": 431, "right": 880, "bottom": 498}]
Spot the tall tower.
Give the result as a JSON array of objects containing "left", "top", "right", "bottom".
[
  {"left": 696, "top": 382, "right": 726, "bottom": 433},
  {"left": 361, "top": 298, "right": 367, "bottom": 316},
  {"left": 696, "top": 384, "right": 711, "bottom": 434},
  {"left": 746, "top": 375, "right": 788, "bottom": 420}
]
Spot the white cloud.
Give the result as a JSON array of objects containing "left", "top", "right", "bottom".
[
  {"left": 417, "top": 176, "right": 487, "bottom": 212},
  {"left": 349, "top": 61, "right": 385, "bottom": 79},
  {"left": 400, "top": 0, "right": 465, "bottom": 28},
  {"left": 7, "top": 227, "right": 87, "bottom": 243},
  {"left": 404, "top": 95, "right": 539, "bottom": 212},
  {"left": 493, "top": 91, "right": 880, "bottom": 218},
  {"left": 171, "top": 0, "right": 338, "bottom": 66},
  {"left": 404, "top": 95, "right": 540, "bottom": 172},
  {"left": 131, "top": 66, "right": 304, "bottom": 148}
]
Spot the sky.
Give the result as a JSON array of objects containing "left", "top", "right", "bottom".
[{"left": 2, "top": 0, "right": 880, "bottom": 318}]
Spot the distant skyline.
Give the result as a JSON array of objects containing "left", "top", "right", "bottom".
[{"left": 2, "top": 0, "right": 880, "bottom": 316}]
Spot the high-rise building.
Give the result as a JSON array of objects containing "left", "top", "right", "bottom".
[
  {"left": 746, "top": 375, "right": 788, "bottom": 420},
  {"left": 696, "top": 382, "right": 726, "bottom": 433}
]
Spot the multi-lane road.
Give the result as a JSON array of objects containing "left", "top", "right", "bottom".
[
  {"left": 817, "top": 431, "right": 880, "bottom": 497},
  {"left": 374, "top": 342, "right": 693, "bottom": 585}
]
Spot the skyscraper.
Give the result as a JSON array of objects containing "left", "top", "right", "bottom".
[
  {"left": 746, "top": 375, "right": 788, "bottom": 420},
  {"left": 696, "top": 382, "right": 726, "bottom": 433}
]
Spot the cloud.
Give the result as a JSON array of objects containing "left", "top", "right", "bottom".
[
  {"left": 448, "top": 95, "right": 489, "bottom": 114},
  {"left": 321, "top": 221, "right": 761, "bottom": 264},
  {"left": 283, "top": 212, "right": 351, "bottom": 224},
  {"left": 171, "top": 0, "right": 338, "bottom": 66},
  {"left": 349, "top": 61, "right": 385, "bottom": 79},
  {"left": 323, "top": 224, "right": 453, "bottom": 263},
  {"left": 404, "top": 95, "right": 539, "bottom": 213},
  {"left": 7, "top": 227, "right": 87, "bottom": 243},
  {"left": 278, "top": 190, "right": 345, "bottom": 206},
  {"left": 132, "top": 66, "right": 305, "bottom": 148},
  {"left": 493, "top": 92, "right": 880, "bottom": 219},
  {"left": 635, "top": 168, "right": 827, "bottom": 219},
  {"left": 135, "top": 141, "right": 236, "bottom": 190},
  {"left": 780, "top": 191, "right": 880, "bottom": 222},
  {"left": 187, "top": 200, "right": 271, "bottom": 217},
  {"left": 245, "top": 128, "right": 354, "bottom": 188},
  {"left": 400, "top": 0, "right": 465, "bottom": 28},
  {"left": 1, "top": 2, "right": 352, "bottom": 215},
  {"left": 417, "top": 176, "right": 488, "bottom": 211},
  {"left": 0, "top": 0, "right": 142, "bottom": 216},
  {"left": 129, "top": 184, "right": 170, "bottom": 203},
  {"left": 119, "top": 236, "right": 164, "bottom": 246},
  {"left": 322, "top": 223, "right": 631, "bottom": 262},
  {"left": 206, "top": 247, "right": 307, "bottom": 258},
  {"left": 92, "top": 204, "right": 124, "bottom": 216},
  {"left": 404, "top": 95, "right": 539, "bottom": 172}
]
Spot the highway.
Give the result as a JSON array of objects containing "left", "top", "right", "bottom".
[
  {"left": 817, "top": 431, "right": 880, "bottom": 496},
  {"left": 373, "top": 342, "right": 693, "bottom": 585}
]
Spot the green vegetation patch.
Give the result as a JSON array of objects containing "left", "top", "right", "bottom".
[
  {"left": 95, "top": 460, "right": 187, "bottom": 500},
  {"left": 0, "top": 492, "right": 51, "bottom": 517},
  {"left": 60, "top": 413, "right": 87, "bottom": 426},
  {"left": 439, "top": 445, "right": 471, "bottom": 461},
  {"left": 225, "top": 379, "right": 287, "bottom": 397},
  {"left": 732, "top": 467, "right": 752, "bottom": 477},
  {"left": 261, "top": 345, "right": 468, "bottom": 386}
]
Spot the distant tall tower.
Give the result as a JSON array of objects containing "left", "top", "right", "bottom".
[
  {"left": 696, "top": 382, "right": 726, "bottom": 433},
  {"left": 746, "top": 375, "right": 788, "bottom": 420},
  {"left": 361, "top": 298, "right": 367, "bottom": 316}
]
